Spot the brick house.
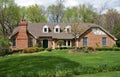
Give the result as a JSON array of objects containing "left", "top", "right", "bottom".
[{"left": 9, "top": 19, "right": 117, "bottom": 50}]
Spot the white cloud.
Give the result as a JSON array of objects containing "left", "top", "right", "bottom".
[
  {"left": 15, "top": 0, "right": 35, "bottom": 7},
  {"left": 15, "top": 0, "right": 120, "bottom": 12},
  {"left": 64, "top": 0, "right": 79, "bottom": 7}
]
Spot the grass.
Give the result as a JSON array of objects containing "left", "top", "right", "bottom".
[
  {"left": 0, "top": 50, "right": 120, "bottom": 77},
  {"left": 74, "top": 71, "right": 120, "bottom": 77}
]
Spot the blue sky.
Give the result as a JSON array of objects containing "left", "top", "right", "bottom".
[{"left": 15, "top": 0, "right": 120, "bottom": 13}]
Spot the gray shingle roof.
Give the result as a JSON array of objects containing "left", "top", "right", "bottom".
[{"left": 9, "top": 23, "right": 117, "bottom": 40}]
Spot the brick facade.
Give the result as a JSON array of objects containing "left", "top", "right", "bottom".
[
  {"left": 78, "top": 28, "right": 115, "bottom": 48},
  {"left": 11, "top": 19, "right": 28, "bottom": 50},
  {"left": 10, "top": 20, "right": 116, "bottom": 50}
]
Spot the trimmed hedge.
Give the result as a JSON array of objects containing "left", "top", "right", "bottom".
[
  {"left": 96, "top": 47, "right": 120, "bottom": 51},
  {"left": 23, "top": 47, "right": 45, "bottom": 53},
  {"left": 46, "top": 48, "right": 52, "bottom": 51},
  {"left": 55, "top": 47, "right": 75, "bottom": 50}
]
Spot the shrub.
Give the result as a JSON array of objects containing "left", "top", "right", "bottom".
[
  {"left": 55, "top": 47, "right": 60, "bottom": 50},
  {"left": 23, "top": 47, "right": 37, "bottom": 53},
  {"left": 38, "top": 47, "right": 45, "bottom": 51},
  {"left": 57, "top": 40, "right": 64, "bottom": 48},
  {"left": 96, "top": 47, "right": 120, "bottom": 51},
  {"left": 88, "top": 47, "right": 94, "bottom": 51},
  {"left": 80, "top": 47, "right": 88, "bottom": 53},
  {"left": 0, "top": 48, "right": 12, "bottom": 56},
  {"left": 46, "top": 48, "right": 52, "bottom": 51},
  {"left": 12, "top": 49, "right": 23, "bottom": 53},
  {"left": 116, "top": 40, "right": 120, "bottom": 47},
  {"left": 113, "top": 47, "right": 120, "bottom": 51}
]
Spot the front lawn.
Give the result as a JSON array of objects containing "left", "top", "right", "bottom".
[
  {"left": 74, "top": 71, "right": 120, "bottom": 77},
  {"left": 0, "top": 50, "right": 120, "bottom": 77}
]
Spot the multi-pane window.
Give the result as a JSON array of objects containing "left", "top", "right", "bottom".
[
  {"left": 12, "top": 38, "right": 16, "bottom": 46},
  {"left": 28, "top": 38, "right": 33, "bottom": 47},
  {"left": 102, "top": 37, "right": 107, "bottom": 46},
  {"left": 83, "top": 37, "right": 87, "bottom": 46}
]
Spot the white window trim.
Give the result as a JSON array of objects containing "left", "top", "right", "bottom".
[
  {"left": 65, "top": 25, "right": 71, "bottom": 33},
  {"left": 43, "top": 25, "right": 49, "bottom": 33},
  {"left": 62, "top": 40, "right": 72, "bottom": 47},
  {"left": 54, "top": 25, "right": 60, "bottom": 33}
]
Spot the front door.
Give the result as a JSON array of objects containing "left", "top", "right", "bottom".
[{"left": 43, "top": 39, "right": 48, "bottom": 48}]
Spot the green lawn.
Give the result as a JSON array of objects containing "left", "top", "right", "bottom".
[
  {"left": 0, "top": 50, "right": 120, "bottom": 77},
  {"left": 74, "top": 71, "right": 120, "bottom": 77}
]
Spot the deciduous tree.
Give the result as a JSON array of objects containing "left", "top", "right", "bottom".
[
  {"left": 0, "top": 0, "right": 21, "bottom": 37},
  {"left": 47, "top": 0, "right": 65, "bottom": 23},
  {"left": 26, "top": 4, "right": 47, "bottom": 23}
]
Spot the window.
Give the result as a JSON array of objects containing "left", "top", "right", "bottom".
[
  {"left": 102, "top": 37, "right": 107, "bottom": 46},
  {"left": 68, "top": 40, "right": 71, "bottom": 46},
  {"left": 83, "top": 37, "right": 87, "bottom": 46},
  {"left": 12, "top": 38, "right": 16, "bottom": 46},
  {"left": 64, "top": 40, "right": 66, "bottom": 46},
  {"left": 28, "top": 38, "right": 33, "bottom": 47},
  {"left": 65, "top": 25, "right": 71, "bottom": 33},
  {"left": 66, "top": 28, "right": 70, "bottom": 32},
  {"left": 54, "top": 25, "right": 60, "bottom": 33},
  {"left": 56, "top": 28, "right": 59, "bottom": 32},
  {"left": 44, "top": 28, "right": 47, "bottom": 32},
  {"left": 43, "top": 25, "right": 49, "bottom": 33}
]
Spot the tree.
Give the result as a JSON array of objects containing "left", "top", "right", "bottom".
[
  {"left": 57, "top": 40, "right": 64, "bottom": 48},
  {"left": 47, "top": 0, "right": 65, "bottom": 23},
  {"left": 62, "top": 4, "right": 98, "bottom": 23},
  {"left": 95, "top": 0, "right": 108, "bottom": 26},
  {"left": 78, "top": 4, "right": 98, "bottom": 23},
  {"left": 61, "top": 8, "right": 73, "bottom": 22},
  {"left": 112, "top": 22, "right": 120, "bottom": 47},
  {"left": 71, "top": 23, "right": 83, "bottom": 48},
  {"left": 0, "top": 0, "right": 21, "bottom": 37},
  {"left": 26, "top": 4, "right": 47, "bottom": 23},
  {"left": 104, "top": 9, "right": 120, "bottom": 33},
  {"left": 112, "top": 23, "right": 120, "bottom": 40}
]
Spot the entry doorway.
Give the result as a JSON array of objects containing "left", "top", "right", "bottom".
[{"left": 43, "top": 39, "right": 48, "bottom": 48}]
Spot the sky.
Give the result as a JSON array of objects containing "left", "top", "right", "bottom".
[{"left": 15, "top": 0, "right": 120, "bottom": 13}]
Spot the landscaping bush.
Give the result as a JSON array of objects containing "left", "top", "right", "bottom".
[
  {"left": 23, "top": 47, "right": 37, "bottom": 53},
  {"left": 116, "top": 40, "right": 120, "bottom": 47},
  {"left": 67, "top": 47, "right": 75, "bottom": 49},
  {"left": 38, "top": 47, "right": 45, "bottom": 51},
  {"left": 0, "top": 48, "right": 12, "bottom": 56},
  {"left": 113, "top": 47, "right": 120, "bottom": 51},
  {"left": 12, "top": 49, "right": 23, "bottom": 53},
  {"left": 0, "top": 36, "right": 11, "bottom": 56},
  {"left": 96, "top": 47, "right": 120, "bottom": 51},
  {"left": 88, "top": 47, "right": 95, "bottom": 51},
  {"left": 46, "top": 48, "right": 52, "bottom": 51},
  {"left": 80, "top": 47, "right": 88, "bottom": 53}
]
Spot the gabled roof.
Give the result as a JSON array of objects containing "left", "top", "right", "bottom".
[
  {"left": 79, "top": 26, "right": 117, "bottom": 40},
  {"left": 9, "top": 23, "right": 117, "bottom": 40}
]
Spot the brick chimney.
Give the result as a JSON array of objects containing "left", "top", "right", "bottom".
[{"left": 16, "top": 19, "right": 28, "bottom": 49}]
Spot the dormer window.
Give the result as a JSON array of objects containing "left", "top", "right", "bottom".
[
  {"left": 65, "top": 25, "right": 71, "bottom": 33},
  {"left": 44, "top": 28, "right": 47, "bottom": 32},
  {"left": 54, "top": 25, "right": 60, "bottom": 33},
  {"left": 43, "top": 25, "right": 49, "bottom": 33},
  {"left": 56, "top": 28, "right": 59, "bottom": 32}
]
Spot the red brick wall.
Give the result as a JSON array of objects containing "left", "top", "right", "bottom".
[
  {"left": 11, "top": 19, "right": 28, "bottom": 50},
  {"left": 78, "top": 29, "right": 116, "bottom": 48}
]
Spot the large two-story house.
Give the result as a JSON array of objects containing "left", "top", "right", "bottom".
[{"left": 9, "top": 19, "right": 117, "bottom": 50}]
